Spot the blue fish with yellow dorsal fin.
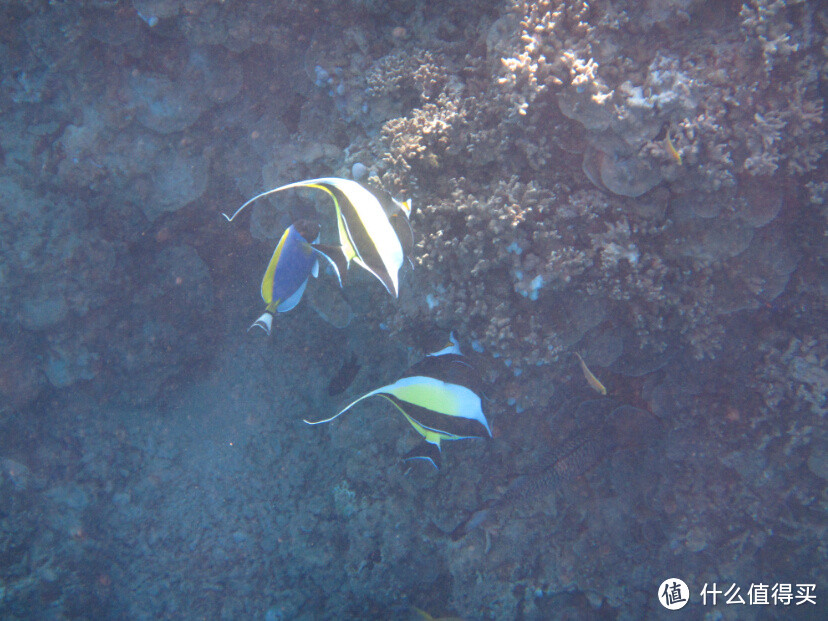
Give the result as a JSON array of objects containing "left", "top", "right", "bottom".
[
  {"left": 305, "top": 334, "right": 491, "bottom": 469},
  {"left": 249, "top": 219, "right": 320, "bottom": 335},
  {"left": 223, "top": 177, "right": 408, "bottom": 297}
]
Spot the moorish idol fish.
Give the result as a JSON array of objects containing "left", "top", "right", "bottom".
[
  {"left": 249, "top": 219, "right": 320, "bottom": 335},
  {"left": 305, "top": 334, "right": 491, "bottom": 469},
  {"left": 223, "top": 177, "right": 409, "bottom": 297}
]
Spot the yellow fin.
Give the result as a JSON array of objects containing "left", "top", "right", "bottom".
[
  {"left": 305, "top": 183, "right": 358, "bottom": 262},
  {"left": 261, "top": 228, "right": 290, "bottom": 304}
]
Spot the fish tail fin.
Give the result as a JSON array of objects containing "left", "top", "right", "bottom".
[
  {"left": 302, "top": 389, "right": 382, "bottom": 425},
  {"left": 248, "top": 312, "right": 274, "bottom": 335},
  {"left": 402, "top": 440, "right": 441, "bottom": 470}
]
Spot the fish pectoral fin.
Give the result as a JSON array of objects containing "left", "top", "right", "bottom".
[
  {"left": 311, "top": 243, "right": 348, "bottom": 288},
  {"left": 311, "top": 259, "right": 319, "bottom": 278},
  {"left": 402, "top": 440, "right": 441, "bottom": 470}
]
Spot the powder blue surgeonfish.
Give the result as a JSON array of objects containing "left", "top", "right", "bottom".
[
  {"left": 305, "top": 334, "right": 491, "bottom": 469},
  {"left": 249, "top": 219, "right": 320, "bottom": 335},
  {"left": 223, "top": 177, "right": 410, "bottom": 297}
]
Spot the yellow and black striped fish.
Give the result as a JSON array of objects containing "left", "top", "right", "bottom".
[
  {"left": 305, "top": 335, "right": 491, "bottom": 469},
  {"left": 223, "top": 177, "right": 408, "bottom": 297}
]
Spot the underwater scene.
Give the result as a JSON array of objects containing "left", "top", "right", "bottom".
[{"left": 0, "top": 1, "right": 825, "bottom": 619}]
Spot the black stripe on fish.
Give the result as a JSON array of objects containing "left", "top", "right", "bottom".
[
  {"left": 384, "top": 394, "right": 489, "bottom": 440},
  {"left": 404, "top": 354, "right": 484, "bottom": 396},
  {"left": 389, "top": 212, "right": 413, "bottom": 259},
  {"left": 321, "top": 182, "right": 396, "bottom": 296},
  {"left": 371, "top": 186, "right": 414, "bottom": 259}
]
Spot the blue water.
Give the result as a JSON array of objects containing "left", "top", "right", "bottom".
[{"left": 0, "top": 1, "right": 825, "bottom": 619}]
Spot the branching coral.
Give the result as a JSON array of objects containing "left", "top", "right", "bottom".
[
  {"left": 495, "top": 0, "right": 825, "bottom": 191},
  {"left": 387, "top": 177, "right": 681, "bottom": 377},
  {"left": 360, "top": 0, "right": 822, "bottom": 376},
  {"left": 366, "top": 49, "right": 452, "bottom": 102},
  {"left": 381, "top": 93, "right": 470, "bottom": 175}
]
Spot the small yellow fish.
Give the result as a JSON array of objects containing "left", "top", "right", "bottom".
[
  {"left": 665, "top": 133, "right": 683, "bottom": 166},
  {"left": 574, "top": 352, "right": 607, "bottom": 395}
]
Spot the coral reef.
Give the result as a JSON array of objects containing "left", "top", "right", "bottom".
[
  {"left": 496, "top": 0, "right": 825, "bottom": 190},
  {"left": 362, "top": 0, "right": 823, "bottom": 397}
]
